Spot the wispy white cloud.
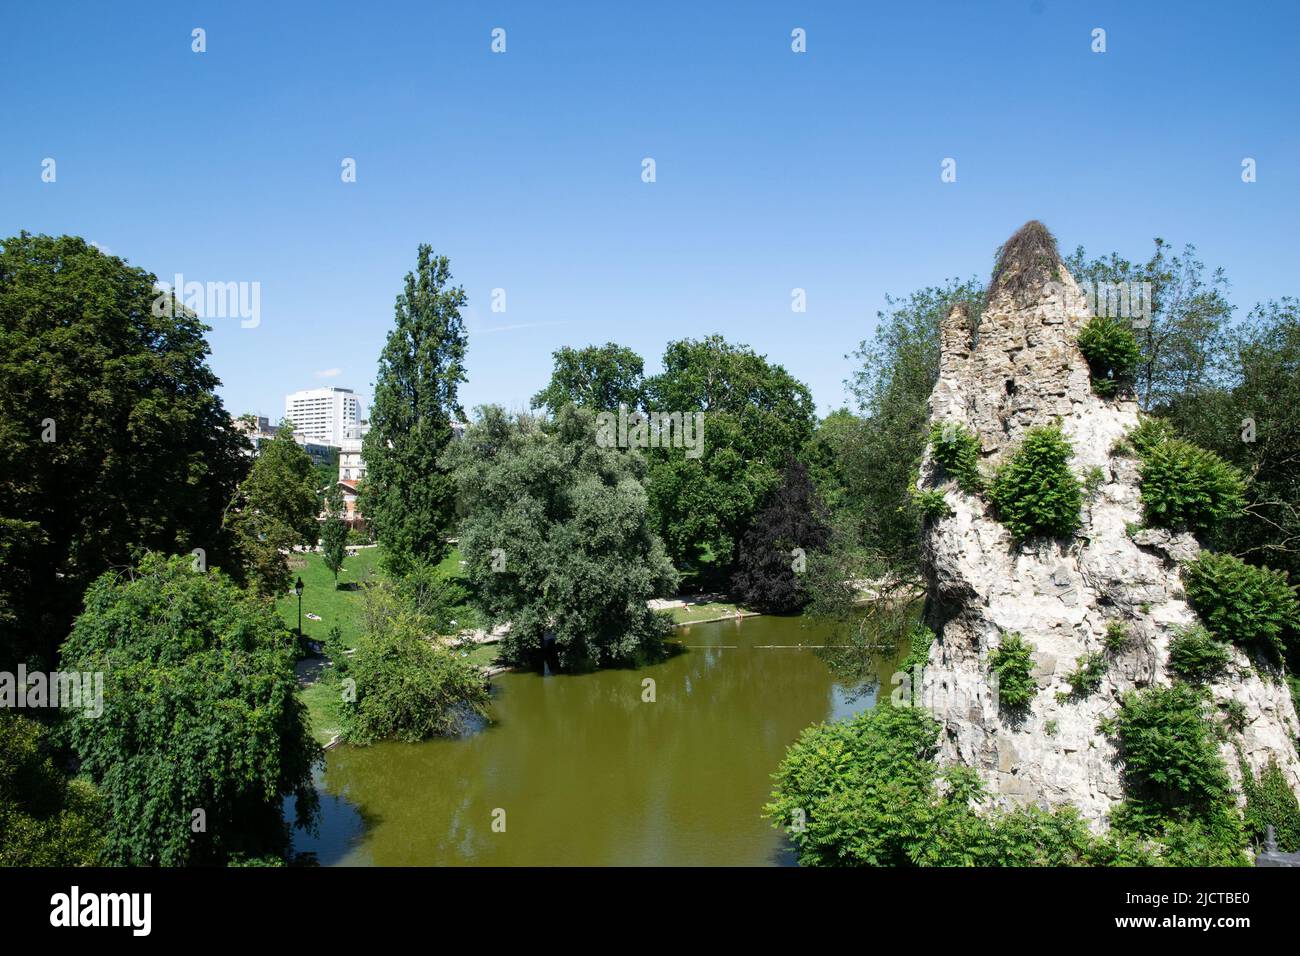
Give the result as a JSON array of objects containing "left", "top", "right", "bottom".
[{"left": 314, "top": 367, "right": 342, "bottom": 379}]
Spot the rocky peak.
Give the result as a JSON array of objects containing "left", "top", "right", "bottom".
[{"left": 917, "top": 222, "right": 1300, "bottom": 830}]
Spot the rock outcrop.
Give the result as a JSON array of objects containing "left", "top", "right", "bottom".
[{"left": 916, "top": 223, "right": 1300, "bottom": 829}]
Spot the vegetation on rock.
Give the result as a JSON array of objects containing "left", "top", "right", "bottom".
[
  {"left": 988, "top": 425, "right": 1083, "bottom": 541},
  {"left": 989, "top": 633, "right": 1037, "bottom": 710},
  {"left": 1182, "top": 551, "right": 1300, "bottom": 662},
  {"left": 1078, "top": 315, "right": 1141, "bottom": 397}
]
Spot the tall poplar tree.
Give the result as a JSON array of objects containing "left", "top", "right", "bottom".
[{"left": 361, "top": 246, "right": 468, "bottom": 575}]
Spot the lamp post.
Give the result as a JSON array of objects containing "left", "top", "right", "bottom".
[{"left": 294, "top": 577, "right": 305, "bottom": 640}]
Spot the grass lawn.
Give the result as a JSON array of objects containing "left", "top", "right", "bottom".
[
  {"left": 276, "top": 546, "right": 384, "bottom": 647},
  {"left": 286, "top": 545, "right": 494, "bottom": 744},
  {"left": 299, "top": 679, "right": 345, "bottom": 747},
  {"left": 670, "top": 600, "right": 753, "bottom": 625}
]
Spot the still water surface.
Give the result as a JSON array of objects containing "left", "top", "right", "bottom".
[{"left": 294, "top": 615, "right": 897, "bottom": 866}]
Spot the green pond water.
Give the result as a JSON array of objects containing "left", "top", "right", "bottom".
[{"left": 293, "top": 615, "right": 899, "bottom": 866}]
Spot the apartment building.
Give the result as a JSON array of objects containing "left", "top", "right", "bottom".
[{"left": 284, "top": 387, "right": 363, "bottom": 446}]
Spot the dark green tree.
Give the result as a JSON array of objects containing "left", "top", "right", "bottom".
[
  {"left": 225, "top": 422, "right": 319, "bottom": 598},
  {"left": 361, "top": 246, "right": 468, "bottom": 576},
  {"left": 0, "top": 233, "right": 248, "bottom": 668},
  {"left": 730, "top": 460, "right": 830, "bottom": 613},
  {"left": 0, "top": 712, "right": 105, "bottom": 865},
  {"left": 841, "top": 280, "right": 985, "bottom": 572},
  {"left": 530, "top": 342, "right": 646, "bottom": 415},
  {"left": 60, "top": 554, "right": 319, "bottom": 865}
]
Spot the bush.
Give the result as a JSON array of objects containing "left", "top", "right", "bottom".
[
  {"left": 911, "top": 488, "right": 951, "bottom": 521},
  {"left": 1182, "top": 551, "right": 1300, "bottom": 661},
  {"left": 929, "top": 422, "right": 984, "bottom": 493},
  {"left": 1104, "top": 620, "right": 1132, "bottom": 654},
  {"left": 1109, "top": 684, "right": 1232, "bottom": 814},
  {"left": 1241, "top": 757, "right": 1300, "bottom": 853},
  {"left": 343, "top": 592, "right": 490, "bottom": 744},
  {"left": 989, "top": 426, "right": 1082, "bottom": 540},
  {"left": 1078, "top": 315, "right": 1141, "bottom": 397},
  {"left": 1167, "top": 625, "right": 1232, "bottom": 683},
  {"left": 1134, "top": 430, "right": 1245, "bottom": 536},
  {"left": 1063, "top": 652, "right": 1107, "bottom": 698},
  {"left": 990, "top": 633, "right": 1036, "bottom": 709},
  {"left": 765, "top": 703, "right": 941, "bottom": 866},
  {"left": 1128, "top": 418, "right": 1177, "bottom": 457}
]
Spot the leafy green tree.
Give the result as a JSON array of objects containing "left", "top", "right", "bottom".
[
  {"left": 730, "top": 459, "right": 831, "bottom": 613},
  {"left": 59, "top": 554, "right": 319, "bottom": 865},
  {"left": 1134, "top": 431, "right": 1245, "bottom": 536},
  {"left": 310, "top": 448, "right": 340, "bottom": 510},
  {"left": 0, "top": 233, "right": 248, "bottom": 668},
  {"left": 444, "top": 405, "right": 678, "bottom": 670},
  {"left": 644, "top": 335, "right": 816, "bottom": 579},
  {"left": 0, "top": 712, "right": 104, "bottom": 865},
  {"left": 1160, "top": 299, "right": 1300, "bottom": 581},
  {"left": 841, "top": 280, "right": 985, "bottom": 573},
  {"left": 362, "top": 245, "right": 468, "bottom": 576},
  {"left": 531, "top": 342, "right": 646, "bottom": 415},
  {"left": 341, "top": 580, "right": 488, "bottom": 743},
  {"left": 1064, "top": 239, "right": 1235, "bottom": 411},
  {"left": 225, "top": 423, "right": 319, "bottom": 597},
  {"left": 321, "top": 483, "right": 348, "bottom": 585}
]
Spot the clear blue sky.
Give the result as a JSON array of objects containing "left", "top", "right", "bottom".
[{"left": 3, "top": 1, "right": 1296, "bottom": 419}]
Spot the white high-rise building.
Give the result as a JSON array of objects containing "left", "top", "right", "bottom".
[{"left": 284, "top": 387, "right": 363, "bottom": 446}]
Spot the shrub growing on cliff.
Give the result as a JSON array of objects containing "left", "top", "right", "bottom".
[
  {"left": 989, "top": 426, "right": 1082, "bottom": 541},
  {"left": 1078, "top": 315, "right": 1141, "bottom": 397},
  {"left": 1240, "top": 757, "right": 1300, "bottom": 853},
  {"left": 1062, "top": 652, "right": 1107, "bottom": 699},
  {"left": 1167, "top": 625, "right": 1232, "bottom": 683},
  {"left": 910, "top": 487, "right": 951, "bottom": 522},
  {"left": 1135, "top": 433, "right": 1245, "bottom": 536},
  {"left": 1107, "top": 684, "right": 1234, "bottom": 817},
  {"left": 1182, "top": 551, "right": 1300, "bottom": 661},
  {"left": 928, "top": 422, "right": 984, "bottom": 493},
  {"left": 989, "top": 633, "right": 1036, "bottom": 710}
]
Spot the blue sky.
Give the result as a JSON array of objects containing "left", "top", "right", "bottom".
[{"left": 3, "top": 1, "right": 1296, "bottom": 419}]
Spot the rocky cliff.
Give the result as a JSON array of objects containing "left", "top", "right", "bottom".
[{"left": 915, "top": 223, "right": 1300, "bottom": 829}]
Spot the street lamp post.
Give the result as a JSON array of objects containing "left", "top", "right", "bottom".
[{"left": 294, "top": 577, "right": 305, "bottom": 641}]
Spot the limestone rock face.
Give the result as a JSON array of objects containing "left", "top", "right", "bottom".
[{"left": 917, "top": 252, "right": 1300, "bottom": 829}]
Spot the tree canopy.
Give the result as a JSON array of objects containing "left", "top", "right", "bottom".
[
  {"left": 225, "top": 422, "right": 320, "bottom": 597},
  {"left": 531, "top": 342, "right": 646, "bottom": 415},
  {"left": 0, "top": 233, "right": 248, "bottom": 668},
  {"left": 60, "top": 554, "right": 319, "bottom": 865},
  {"left": 444, "top": 405, "right": 678, "bottom": 670},
  {"left": 644, "top": 335, "right": 817, "bottom": 579}
]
